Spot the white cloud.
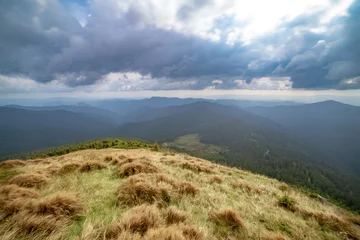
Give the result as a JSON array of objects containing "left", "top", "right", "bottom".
[{"left": 235, "top": 77, "right": 293, "bottom": 90}]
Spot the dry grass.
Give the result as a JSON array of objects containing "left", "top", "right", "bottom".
[
  {"left": 209, "top": 175, "right": 223, "bottom": 184},
  {"left": 0, "top": 184, "right": 40, "bottom": 219},
  {"left": 177, "top": 181, "right": 199, "bottom": 196},
  {"left": 1, "top": 148, "right": 359, "bottom": 240},
  {"left": 79, "top": 161, "right": 107, "bottom": 172},
  {"left": 8, "top": 173, "right": 51, "bottom": 188},
  {"left": 117, "top": 162, "right": 159, "bottom": 177},
  {"left": 209, "top": 209, "right": 245, "bottom": 230},
  {"left": 103, "top": 155, "right": 113, "bottom": 162},
  {"left": 0, "top": 159, "right": 27, "bottom": 169},
  {"left": 299, "top": 209, "right": 360, "bottom": 239},
  {"left": 56, "top": 162, "right": 82, "bottom": 175},
  {"left": 163, "top": 206, "right": 188, "bottom": 225},
  {"left": 24, "top": 194, "right": 87, "bottom": 220},
  {"left": 179, "top": 162, "right": 214, "bottom": 173},
  {"left": 143, "top": 226, "right": 186, "bottom": 239},
  {"left": 117, "top": 174, "right": 173, "bottom": 206}
]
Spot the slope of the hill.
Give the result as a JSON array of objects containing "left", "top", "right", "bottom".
[
  {"left": 116, "top": 102, "right": 360, "bottom": 212},
  {"left": 0, "top": 148, "right": 360, "bottom": 240}
]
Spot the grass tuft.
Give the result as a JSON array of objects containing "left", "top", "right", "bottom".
[
  {"left": 24, "top": 194, "right": 87, "bottom": 220},
  {"left": 118, "top": 162, "right": 159, "bottom": 178},
  {"left": 0, "top": 160, "right": 26, "bottom": 169},
  {"left": 209, "top": 175, "right": 223, "bottom": 184},
  {"left": 209, "top": 209, "right": 245, "bottom": 230},
  {"left": 0, "top": 184, "right": 39, "bottom": 219},
  {"left": 177, "top": 181, "right": 199, "bottom": 196},
  {"left": 163, "top": 206, "right": 188, "bottom": 225},
  {"left": 8, "top": 173, "right": 51, "bottom": 188},
  {"left": 278, "top": 195, "right": 296, "bottom": 212},
  {"left": 79, "top": 161, "right": 107, "bottom": 172},
  {"left": 117, "top": 174, "right": 173, "bottom": 206}
]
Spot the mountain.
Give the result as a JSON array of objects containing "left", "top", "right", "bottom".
[
  {"left": 0, "top": 145, "right": 359, "bottom": 239},
  {"left": 0, "top": 107, "right": 116, "bottom": 158},
  {"left": 91, "top": 97, "right": 299, "bottom": 117},
  {"left": 247, "top": 100, "right": 360, "bottom": 176},
  {"left": 116, "top": 101, "right": 360, "bottom": 211},
  {"left": 92, "top": 97, "right": 203, "bottom": 116},
  {"left": 5, "top": 104, "right": 120, "bottom": 123}
]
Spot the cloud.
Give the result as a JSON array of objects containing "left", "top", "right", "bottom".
[
  {"left": 234, "top": 77, "right": 293, "bottom": 90},
  {"left": 0, "top": 0, "right": 359, "bottom": 93}
]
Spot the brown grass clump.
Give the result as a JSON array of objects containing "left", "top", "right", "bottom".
[
  {"left": 209, "top": 209, "right": 245, "bottom": 230},
  {"left": 299, "top": 209, "right": 360, "bottom": 239},
  {"left": 118, "top": 162, "right": 159, "bottom": 178},
  {"left": 231, "top": 181, "right": 253, "bottom": 193},
  {"left": 79, "top": 161, "right": 107, "bottom": 172},
  {"left": 177, "top": 182, "right": 199, "bottom": 196},
  {"left": 278, "top": 183, "right": 290, "bottom": 192},
  {"left": 7, "top": 211, "right": 66, "bottom": 237},
  {"left": 117, "top": 173, "right": 198, "bottom": 207},
  {"left": 8, "top": 173, "right": 51, "bottom": 188},
  {"left": 104, "top": 204, "right": 163, "bottom": 238},
  {"left": 0, "top": 184, "right": 39, "bottom": 219},
  {"left": 144, "top": 226, "right": 186, "bottom": 240},
  {"left": 261, "top": 232, "right": 287, "bottom": 240},
  {"left": 25, "top": 194, "right": 87, "bottom": 220},
  {"left": 163, "top": 206, "right": 187, "bottom": 225},
  {"left": 0, "top": 159, "right": 26, "bottom": 169},
  {"left": 56, "top": 162, "right": 82, "bottom": 175},
  {"left": 209, "top": 176, "right": 223, "bottom": 184},
  {"left": 104, "top": 155, "right": 113, "bottom": 162},
  {"left": 117, "top": 174, "right": 173, "bottom": 206},
  {"left": 179, "top": 162, "right": 214, "bottom": 173},
  {"left": 121, "top": 204, "right": 164, "bottom": 235},
  {"left": 182, "top": 225, "right": 204, "bottom": 240}
]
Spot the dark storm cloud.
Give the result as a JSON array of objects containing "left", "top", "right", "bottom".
[{"left": 0, "top": 0, "right": 359, "bottom": 90}]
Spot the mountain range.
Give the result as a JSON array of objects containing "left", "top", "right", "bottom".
[{"left": 1, "top": 98, "right": 359, "bottom": 212}]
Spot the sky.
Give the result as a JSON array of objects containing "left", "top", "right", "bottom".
[{"left": 1, "top": 0, "right": 360, "bottom": 104}]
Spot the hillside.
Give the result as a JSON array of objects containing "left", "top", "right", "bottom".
[
  {"left": 247, "top": 101, "right": 360, "bottom": 176},
  {"left": 1, "top": 147, "right": 360, "bottom": 240},
  {"left": 116, "top": 102, "right": 360, "bottom": 212}
]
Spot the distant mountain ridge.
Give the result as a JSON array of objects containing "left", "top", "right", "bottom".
[{"left": 247, "top": 100, "right": 360, "bottom": 176}]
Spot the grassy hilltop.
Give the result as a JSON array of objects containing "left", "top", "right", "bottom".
[{"left": 0, "top": 146, "right": 360, "bottom": 239}]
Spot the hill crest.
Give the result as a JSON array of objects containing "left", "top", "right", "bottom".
[{"left": 0, "top": 148, "right": 359, "bottom": 239}]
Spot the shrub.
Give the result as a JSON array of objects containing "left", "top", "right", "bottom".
[
  {"left": 278, "top": 183, "right": 290, "bottom": 192},
  {"left": 152, "top": 142, "right": 160, "bottom": 152},
  {"left": 209, "top": 209, "right": 244, "bottom": 230},
  {"left": 8, "top": 173, "right": 51, "bottom": 188},
  {"left": 278, "top": 195, "right": 296, "bottom": 212}
]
